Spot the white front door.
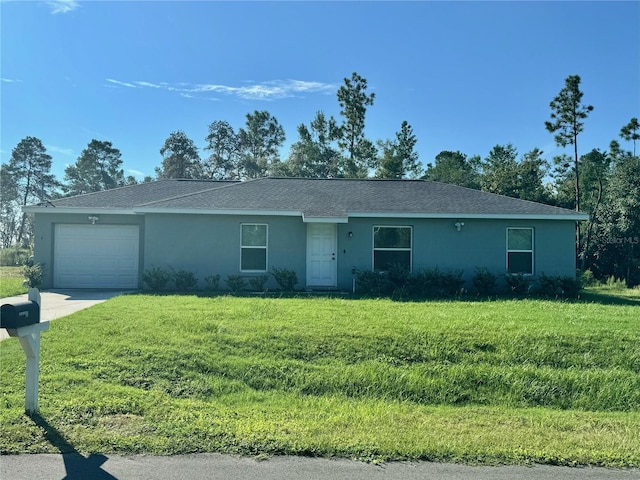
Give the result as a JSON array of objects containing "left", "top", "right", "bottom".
[{"left": 306, "top": 223, "right": 337, "bottom": 287}]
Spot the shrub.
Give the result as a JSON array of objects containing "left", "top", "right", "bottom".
[
  {"left": 578, "top": 269, "right": 596, "bottom": 287},
  {"left": 204, "top": 274, "right": 220, "bottom": 291},
  {"left": 537, "top": 273, "right": 582, "bottom": 299},
  {"left": 505, "top": 273, "right": 530, "bottom": 296},
  {"left": 225, "top": 275, "right": 247, "bottom": 293},
  {"left": 559, "top": 276, "right": 582, "bottom": 298},
  {"left": 141, "top": 266, "right": 172, "bottom": 292},
  {"left": 387, "top": 263, "right": 411, "bottom": 293},
  {"left": 355, "top": 269, "right": 390, "bottom": 296},
  {"left": 473, "top": 267, "right": 496, "bottom": 296},
  {"left": 173, "top": 268, "right": 198, "bottom": 291},
  {"left": 537, "top": 273, "right": 562, "bottom": 297},
  {"left": 410, "top": 268, "right": 464, "bottom": 298},
  {"left": 271, "top": 267, "right": 298, "bottom": 291},
  {"left": 439, "top": 269, "right": 465, "bottom": 297},
  {"left": 22, "top": 262, "right": 45, "bottom": 288},
  {"left": 248, "top": 275, "right": 269, "bottom": 292},
  {"left": 606, "top": 275, "right": 627, "bottom": 289}
]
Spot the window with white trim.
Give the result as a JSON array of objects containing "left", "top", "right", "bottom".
[
  {"left": 241, "top": 224, "right": 268, "bottom": 272},
  {"left": 373, "top": 226, "right": 412, "bottom": 271},
  {"left": 507, "top": 227, "right": 533, "bottom": 275}
]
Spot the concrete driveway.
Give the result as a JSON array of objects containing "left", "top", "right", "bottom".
[{"left": 0, "top": 290, "right": 123, "bottom": 341}]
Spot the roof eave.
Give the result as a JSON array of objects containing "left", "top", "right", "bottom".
[
  {"left": 133, "top": 207, "right": 303, "bottom": 217},
  {"left": 23, "top": 206, "right": 138, "bottom": 215},
  {"left": 347, "top": 212, "right": 589, "bottom": 221}
]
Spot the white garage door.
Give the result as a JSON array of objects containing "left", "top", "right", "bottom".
[{"left": 54, "top": 224, "right": 139, "bottom": 289}]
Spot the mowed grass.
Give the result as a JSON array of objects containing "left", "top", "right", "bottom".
[
  {"left": 0, "top": 266, "right": 27, "bottom": 298},
  {"left": 1, "top": 294, "right": 639, "bottom": 466}
]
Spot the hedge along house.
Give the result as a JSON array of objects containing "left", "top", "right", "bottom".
[{"left": 23, "top": 177, "right": 588, "bottom": 291}]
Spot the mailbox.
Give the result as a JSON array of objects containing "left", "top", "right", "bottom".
[{"left": 1, "top": 301, "right": 41, "bottom": 329}]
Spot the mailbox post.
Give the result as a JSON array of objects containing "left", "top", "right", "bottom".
[{"left": 0, "top": 289, "right": 49, "bottom": 414}]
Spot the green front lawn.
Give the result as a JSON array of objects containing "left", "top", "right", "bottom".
[{"left": 1, "top": 293, "right": 639, "bottom": 466}]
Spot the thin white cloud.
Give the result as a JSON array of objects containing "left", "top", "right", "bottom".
[
  {"left": 127, "top": 169, "right": 146, "bottom": 179},
  {"left": 1, "top": 77, "right": 23, "bottom": 83},
  {"left": 106, "top": 78, "right": 138, "bottom": 88},
  {"left": 46, "top": 0, "right": 80, "bottom": 14},
  {"left": 105, "top": 78, "right": 337, "bottom": 101},
  {"left": 135, "top": 81, "right": 162, "bottom": 89},
  {"left": 46, "top": 145, "right": 75, "bottom": 156}
]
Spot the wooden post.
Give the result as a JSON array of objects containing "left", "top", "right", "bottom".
[{"left": 7, "top": 288, "right": 49, "bottom": 414}]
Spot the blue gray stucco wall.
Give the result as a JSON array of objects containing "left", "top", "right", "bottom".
[{"left": 31, "top": 212, "right": 577, "bottom": 290}]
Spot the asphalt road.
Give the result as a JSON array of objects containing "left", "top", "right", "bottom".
[{"left": 1, "top": 454, "right": 638, "bottom": 480}]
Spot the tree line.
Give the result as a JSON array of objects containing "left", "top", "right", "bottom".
[{"left": 1, "top": 73, "right": 638, "bottom": 285}]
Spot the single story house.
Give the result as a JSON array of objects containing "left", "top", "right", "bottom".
[{"left": 24, "top": 177, "right": 588, "bottom": 291}]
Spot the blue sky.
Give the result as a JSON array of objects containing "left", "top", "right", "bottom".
[{"left": 1, "top": 1, "right": 638, "bottom": 182}]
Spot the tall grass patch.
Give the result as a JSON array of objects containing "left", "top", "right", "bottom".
[{"left": 1, "top": 295, "right": 639, "bottom": 466}]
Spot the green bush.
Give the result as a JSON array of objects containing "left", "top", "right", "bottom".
[
  {"left": 204, "top": 274, "right": 220, "bottom": 291},
  {"left": 22, "top": 262, "right": 45, "bottom": 288},
  {"left": 410, "top": 268, "right": 464, "bottom": 298},
  {"left": 225, "top": 275, "right": 247, "bottom": 293},
  {"left": 606, "top": 275, "right": 627, "bottom": 289},
  {"left": 271, "top": 267, "right": 298, "bottom": 291},
  {"left": 355, "top": 269, "right": 390, "bottom": 296},
  {"left": 356, "top": 267, "right": 465, "bottom": 299},
  {"left": 559, "top": 276, "right": 582, "bottom": 298},
  {"left": 248, "top": 275, "right": 269, "bottom": 292},
  {"left": 387, "top": 263, "right": 411, "bottom": 294},
  {"left": 578, "top": 269, "right": 596, "bottom": 287},
  {"left": 173, "top": 268, "right": 198, "bottom": 291},
  {"left": 141, "top": 266, "right": 172, "bottom": 292},
  {"left": 473, "top": 267, "right": 496, "bottom": 296},
  {"left": 505, "top": 273, "right": 530, "bottom": 296}
]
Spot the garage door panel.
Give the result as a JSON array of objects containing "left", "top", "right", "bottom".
[{"left": 54, "top": 225, "right": 139, "bottom": 289}]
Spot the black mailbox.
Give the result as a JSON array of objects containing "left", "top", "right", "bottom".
[{"left": 0, "top": 302, "right": 40, "bottom": 329}]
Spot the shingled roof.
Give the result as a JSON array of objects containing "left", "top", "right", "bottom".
[{"left": 26, "top": 177, "right": 587, "bottom": 220}]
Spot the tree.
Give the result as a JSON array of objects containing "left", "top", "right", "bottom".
[
  {"left": 278, "top": 111, "right": 342, "bottom": 178},
  {"left": 0, "top": 164, "right": 19, "bottom": 247},
  {"left": 620, "top": 117, "right": 640, "bottom": 156},
  {"left": 423, "top": 151, "right": 481, "bottom": 189},
  {"left": 156, "top": 131, "right": 202, "bottom": 179},
  {"left": 5, "top": 136, "right": 59, "bottom": 245},
  {"left": 63, "top": 140, "right": 125, "bottom": 196},
  {"left": 481, "top": 144, "right": 519, "bottom": 196},
  {"left": 544, "top": 74, "right": 593, "bottom": 213},
  {"left": 578, "top": 149, "right": 611, "bottom": 271},
  {"left": 204, "top": 120, "right": 241, "bottom": 180},
  {"left": 517, "top": 148, "right": 551, "bottom": 203},
  {"left": 337, "top": 72, "right": 377, "bottom": 178},
  {"left": 376, "top": 121, "right": 421, "bottom": 179},
  {"left": 481, "top": 145, "right": 549, "bottom": 202},
  {"left": 238, "top": 110, "right": 285, "bottom": 179},
  {"left": 593, "top": 153, "right": 640, "bottom": 285}
]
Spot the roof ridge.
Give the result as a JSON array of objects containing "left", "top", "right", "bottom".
[
  {"left": 136, "top": 179, "right": 241, "bottom": 207},
  {"left": 265, "top": 176, "right": 426, "bottom": 182}
]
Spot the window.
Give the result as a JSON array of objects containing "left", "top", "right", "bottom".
[
  {"left": 241, "top": 224, "right": 267, "bottom": 271},
  {"left": 373, "top": 226, "right": 412, "bottom": 271},
  {"left": 507, "top": 228, "right": 533, "bottom": 274}
]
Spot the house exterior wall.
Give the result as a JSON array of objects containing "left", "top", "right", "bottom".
[
  {"left": 143, "top": 214, "right": 307, "bottom": 290},
  {"left": 335, "top": 218, "right": 576, "bottom": 290},
  {"left": 31, "top": 211, "right": 577, "bottom": 291},
  {"left": 31, "top": 212, "right": 145, "bottom": 288}
]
